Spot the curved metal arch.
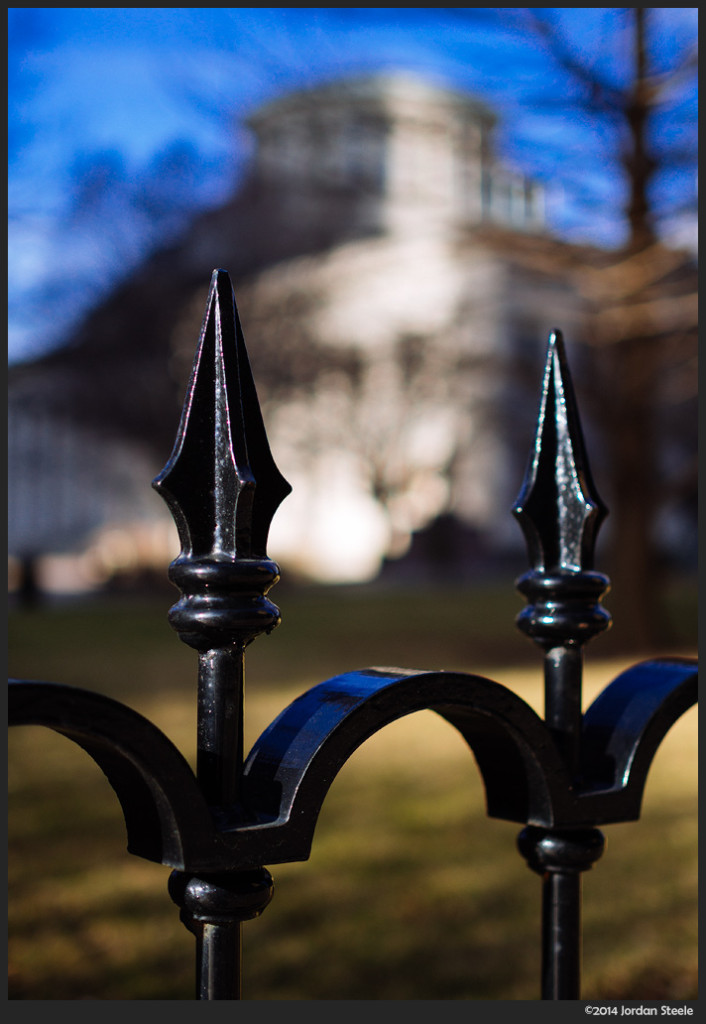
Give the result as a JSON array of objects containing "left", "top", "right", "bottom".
[
  {"left": 577, "top": 658, "right": 697, "bottom": 823},
  {"left": 10, "top": 658, "right": 697, "bottom": 874},
  {"left": 8, "top": 679, "right": 221, "bottom": 871},
  {"left": 222, "top": 660, "right": 698, "bottom": 865},
  {"left": 221, "top": 668, "right": 575, "bottom": 867}
]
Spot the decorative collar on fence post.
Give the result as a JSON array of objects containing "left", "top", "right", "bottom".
[{"left": 152, "top": 268, "right": 292, "bottom": 653}]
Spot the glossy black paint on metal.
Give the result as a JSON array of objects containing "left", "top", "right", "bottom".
[
  {"left": 509, "top": 329, "right": 693, "bottom": 999},
  {"left": 153, "top": 269, "right": 291, "bottom": 568},
  {"left": 168, "top": 867, "right": 274, "bottom": 1000},
  {"left": 9, "top": 657, "right": 695, "bottom": 875},
  {"left": 152, "top": 269, "right": 291, "bottom": 809},
  {"left": 8, "top": 273, "right": 697, "bottom": 1001},
  {"left": 513, "top": 330, "right": 611, "bottom": 772},
  {"left": 517, "top": 826, "right": 605, "bottom": 999},
  {"left": 9, "top": 658, "right": 695, "bottom": 875},
  {"left": 151, "top": 269, "right": 290, "bottom": 998},
  {"left": 512, "top": 328, "right": 611, "bottom": 998},
  {"left": 7, "top": 679, "right": 214, "bottom": 866}
]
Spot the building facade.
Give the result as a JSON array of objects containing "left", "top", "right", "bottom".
[{"left": 8, "top": 73, "right": 695, "bottom": 591}]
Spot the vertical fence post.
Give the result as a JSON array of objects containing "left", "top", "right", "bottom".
[
  {"left": 152, "top": 269, "right": 290, "bottom": 999},
  {"left": 513, "top": 330, "right": 611, "bottom": 999}
]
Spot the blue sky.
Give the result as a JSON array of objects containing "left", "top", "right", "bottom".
[{"left": 8, "top": 8, "right": 698, "bottom": 364}]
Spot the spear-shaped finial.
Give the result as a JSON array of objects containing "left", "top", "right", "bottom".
[
  {"left": 153, "top": 269, "right": 291, "bottom": 563},
  {"left": 152, "top": 269, "right": 291, "bottom": 654},
  {"left": 512, "top": 330, "right": 611, "bottom": 649},
  {"left": 513, "top": 331, "right": 611, "bottom": 772},
  {"left": 513, "top": 330, "right": 607, "bottom": 574}
]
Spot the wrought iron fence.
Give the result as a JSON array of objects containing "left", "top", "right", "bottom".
[{"left": 8, "top": 269, "right": 697, "bottom": 1000}]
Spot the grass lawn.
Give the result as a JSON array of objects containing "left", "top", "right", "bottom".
[{"left": 8, "top": 582, "right": 697, "bottom": 1000}]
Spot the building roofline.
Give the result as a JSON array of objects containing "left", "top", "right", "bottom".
[{"left": 246, "top": 70, "right": 497, "bottom": 128}]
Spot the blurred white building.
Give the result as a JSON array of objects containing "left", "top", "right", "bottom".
[
  {"left": 183, "top": 74, "right": 582, "bottom": 579},
  {"left": 8, "top": 72, "right": 695, "bottom": 592},
  {"left": 245, "top": 73, "right": 544, "bottom": 238}
]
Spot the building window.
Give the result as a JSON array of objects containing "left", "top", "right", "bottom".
[{"left": 340, "top": 117, "right": 387, "bottom": 191}]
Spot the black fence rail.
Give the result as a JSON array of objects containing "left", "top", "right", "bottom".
[{"left": 8, "top": 269, "right": 697, "bottom": 1001}]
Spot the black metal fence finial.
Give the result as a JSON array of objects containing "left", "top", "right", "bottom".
[
  {"left": 153, "top": 268, "right": 290, "bottom": 567},
  {"left": 513, "top": 329, "right": 608, "bottom": 576},
  {"left": 512, "top": 329, "right": 612, "bottom": 773},
  {"left": 152, "top": 269, "right": 290, "bottom": 999}
]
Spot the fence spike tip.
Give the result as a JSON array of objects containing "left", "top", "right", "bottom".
[
  {"left": 512, "top": 329, "right": 607, "bottom": 573},
  {"left": 153, "top": 269, "right": 291, "bottom": 562}
]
